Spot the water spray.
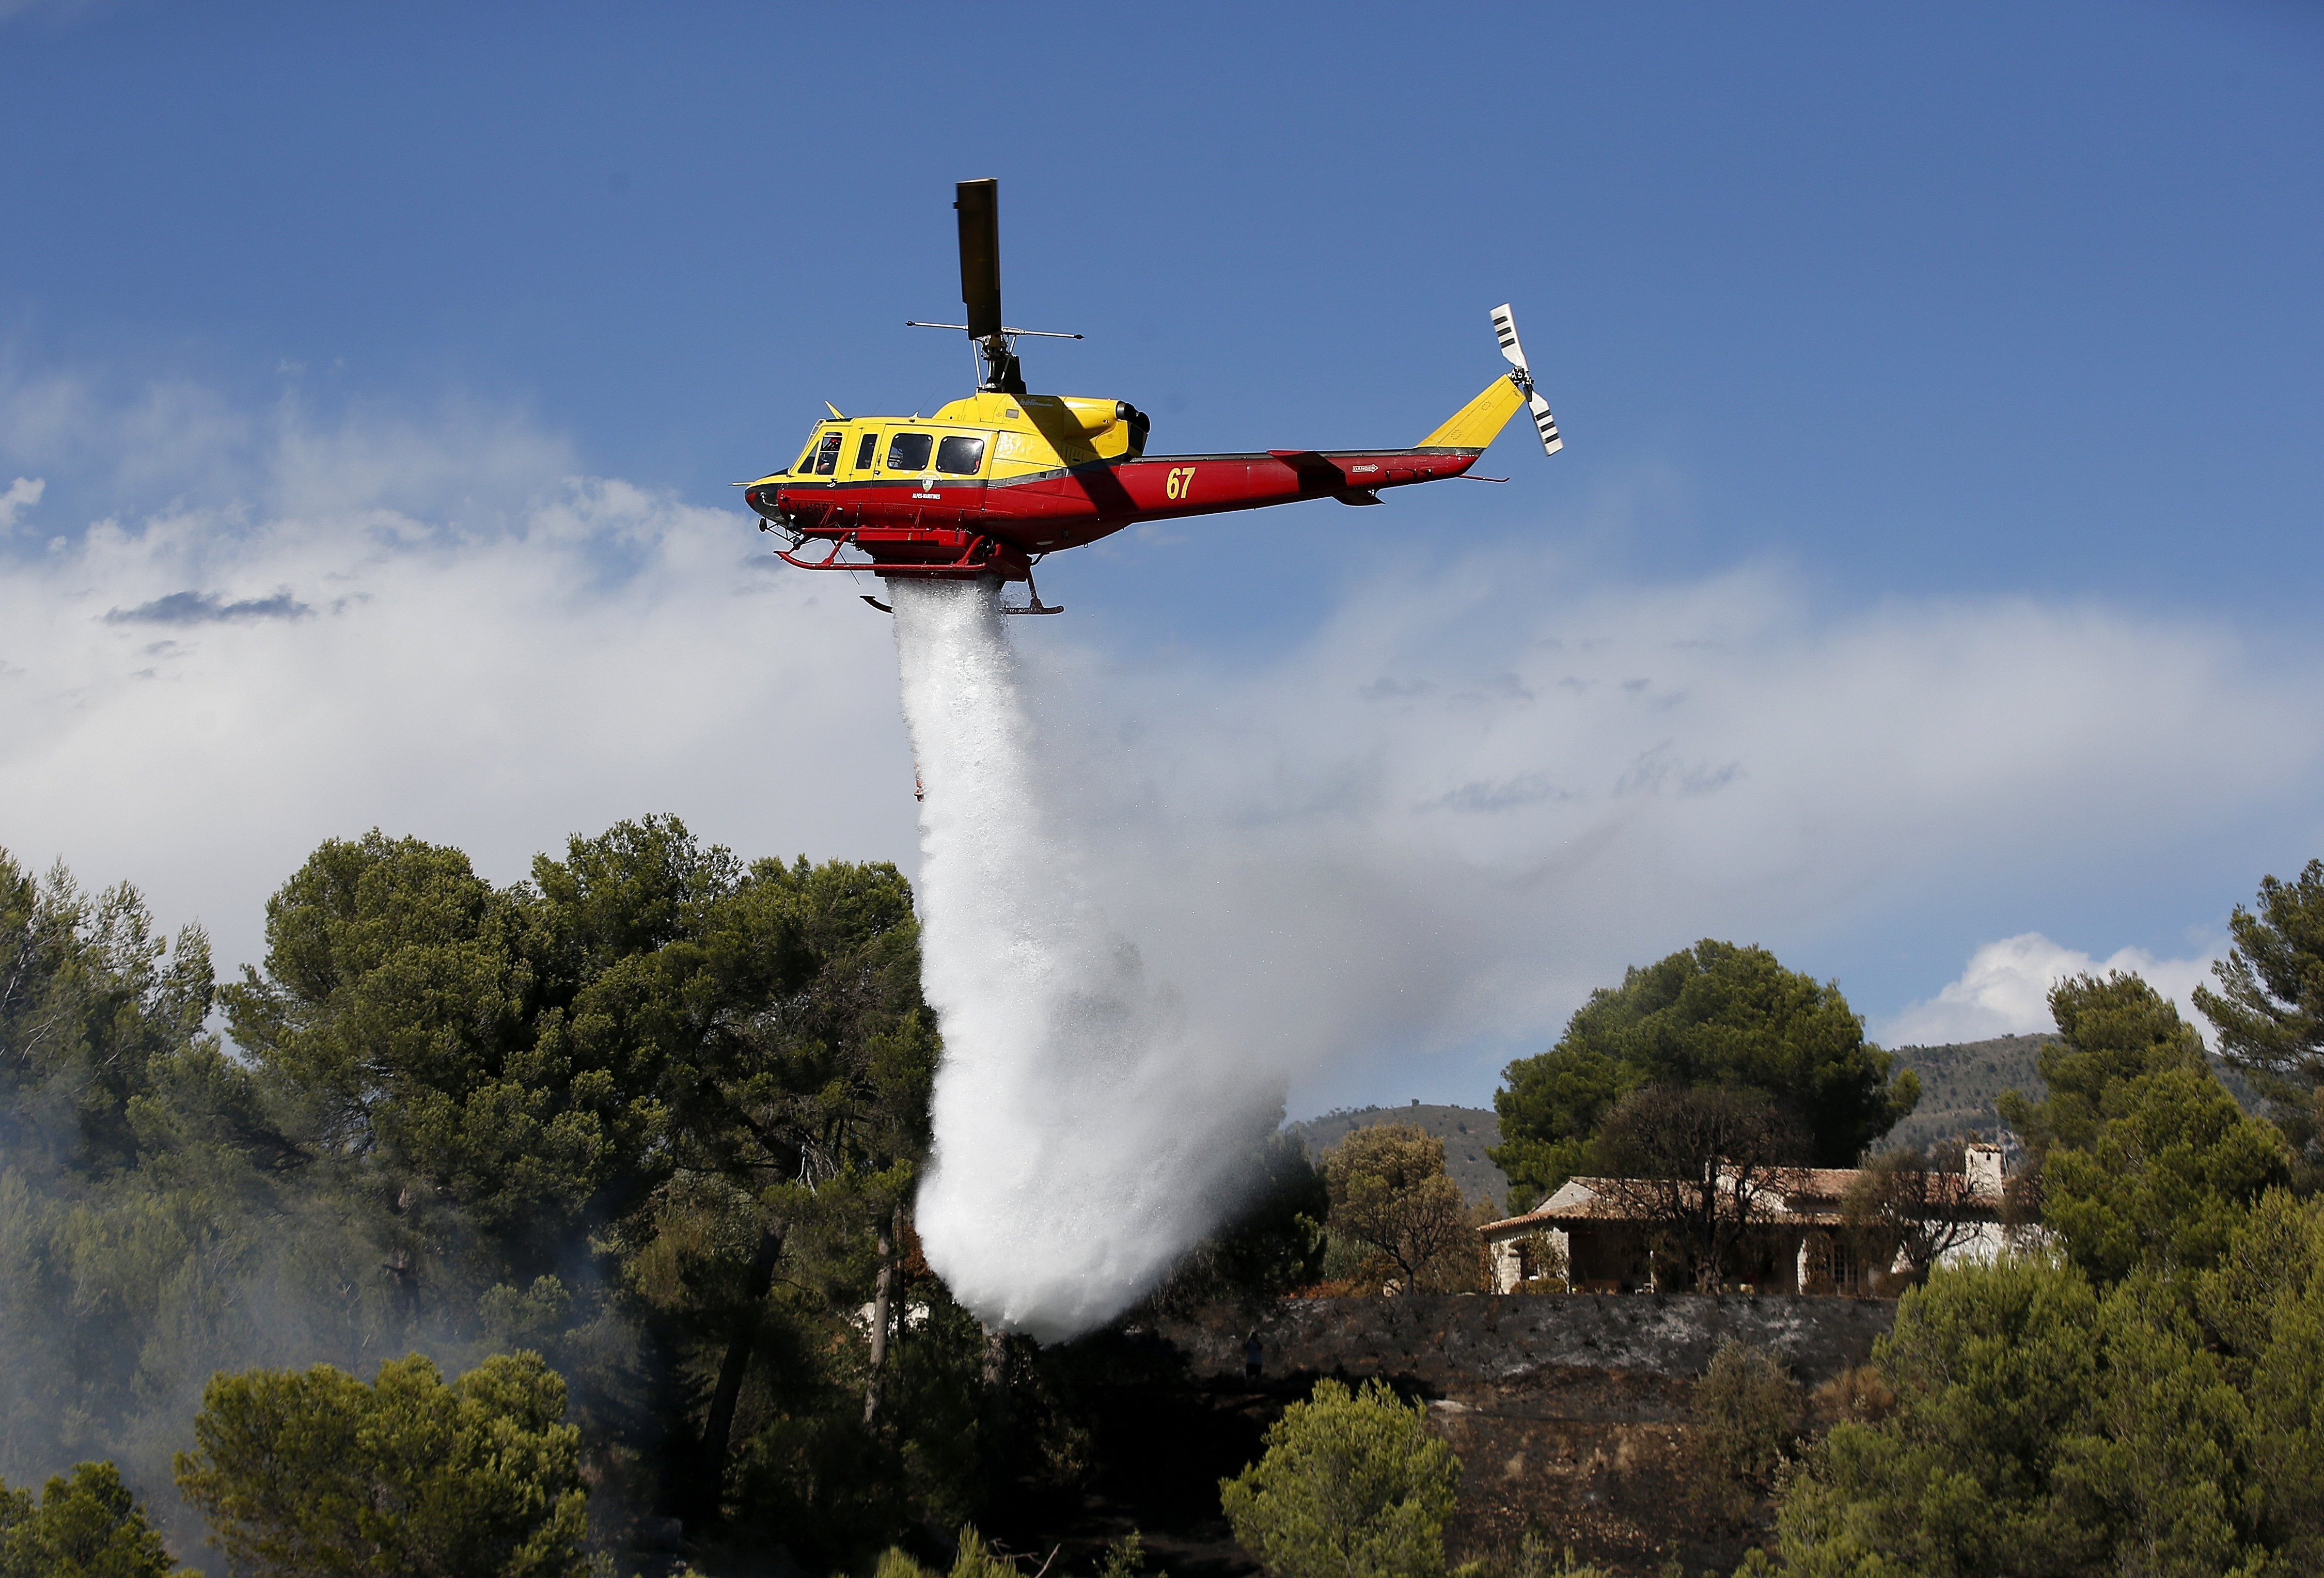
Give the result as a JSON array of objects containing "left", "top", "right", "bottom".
[{"left": 890, "top": 578, "right": 1275, "bottom": 1341}]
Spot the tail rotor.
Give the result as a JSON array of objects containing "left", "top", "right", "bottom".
[{"left": 1489, "top": 302, "right": 1563, "bottom": 456}]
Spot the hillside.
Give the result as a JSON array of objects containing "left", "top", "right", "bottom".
[
  {"left": 1880, "top": 1033, "right": 2053, "bottom": 1152},
  {"left": 1285, "top": 1102, "right": 1510, "bottom": 1211}
]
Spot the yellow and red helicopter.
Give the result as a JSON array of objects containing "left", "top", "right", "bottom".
[{"left": 743, "top": 179, "right": 1562, "bottom": 613}]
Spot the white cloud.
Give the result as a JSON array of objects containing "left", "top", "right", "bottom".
[
  {"left": 1876, "top": 933, "right": 2225, "bottom": 1048},
  {"left": 0, "top": 476, "right": 40, "bottom": 532},
  {"left": 1012, "top": 562, "right": 2321, "bottom": 1108}
]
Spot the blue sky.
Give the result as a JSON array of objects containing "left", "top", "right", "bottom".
[{"left": 5, "top": 2, "right": 2322, "bottom": 1113}]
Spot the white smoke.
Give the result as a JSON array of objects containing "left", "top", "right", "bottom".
[{"left": 891, "top": 579, "right": 1280, "bottom": 1340}]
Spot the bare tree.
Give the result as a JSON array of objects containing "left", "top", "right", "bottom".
[
  {"left": 1590, "top": 1086, "right": 1807, "bottom": 1292},
  {"left": 1843, "top": 1140, "right": 1991, "bottom": 1284}
]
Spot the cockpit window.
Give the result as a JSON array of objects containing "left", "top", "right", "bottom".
[
  {"left": 886, "top": 432, "right": 933, "bottom": 472},
  {"left": 813, "top": 433, "right": 843, "bottom": 476},
  {"left": 854, "top": 433, "right": 877, "bottom": 471},
  {"left": 935, "top": 435, "right": 986, "bottom": 476}
]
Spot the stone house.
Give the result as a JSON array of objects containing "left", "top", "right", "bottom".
[{"left": 1479, "top": 1143, "right": 2016, "bottom": 1296}]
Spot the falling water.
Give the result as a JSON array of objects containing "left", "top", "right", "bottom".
[{"left": 890, "top": 577, "right": 1275, "bottom": 1340}]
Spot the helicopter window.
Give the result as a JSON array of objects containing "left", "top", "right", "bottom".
[
  {"left": 854, "top": 433, "right": 877, "bottom": 471},
  {"left": 935, "top": 435, "right": 986, "bottom": 475},
  {"left": 813, "top": 433, "right": 843, "bottom": 476},
  {"left": 886, "top": 432, "right": 934, "bottom": 472}
]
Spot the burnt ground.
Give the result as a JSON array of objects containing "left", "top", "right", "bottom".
[{"left": 982, "top": 1342, "right": 1776, "bottom": 1578}]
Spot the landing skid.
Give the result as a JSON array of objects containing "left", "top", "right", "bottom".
[
  {"left": 857, "top": 574, "right": 1062, "bottom": 617},
  {"left": 1000, "top": 575, "right": 1063, "bottom": 616}
]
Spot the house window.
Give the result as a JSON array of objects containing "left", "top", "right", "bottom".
[{"left": 886, "top": 432, "right": 933, "bottom": 472}]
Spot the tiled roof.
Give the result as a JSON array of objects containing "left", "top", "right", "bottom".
[{"left": 1479, "top": 1163, "right": 2003, "bottom": 1235}]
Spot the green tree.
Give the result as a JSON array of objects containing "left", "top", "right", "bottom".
[
  {"left": 0, "top": 851, "right": 217, "bottom": 1175},
  {"left": 1219, "top": 1378, "right": 1462, "bottom": 1578},
  {"left": 2195, "top": 858, "right": 2324, "bottom": 1181},
  {"left": 174, "top": 1350, "right": 588, "bottom": 1578},
  {"left": 1997, "top": 972, "right": 2290, "bottom": 1285},
  {"left": 2194, "top": 1189, "right": 2324, "bottom": 1565},
  {"left": 1489, "top": 942, "right": 1915, "bottom": 1210},
  {"left": 0, "top": 1461, "right": 192, "bottom": 1578},
  {"left": 1749, "top": 1255, "right": 2281, "bottom": 1577},
  {"left": 1999, "top": 970, "right": 2208, "bottom": 1158},
  {"left": 1323, "top": 1125, "right": 1478, "bottom": 1293},
  {"left": 2044, "top": 1066, "right": 2290, "bottom": 1286},
  {"left": 218, "top": 830, "right": 607, "bottom": 1271},
  {"left": 1752, "top": 1255, "right": 2108, "bottom": 1576}
]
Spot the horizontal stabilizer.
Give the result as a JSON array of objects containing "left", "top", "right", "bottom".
[{"left": 1268, "top": 449, "right": 1348, "bottom": 491}]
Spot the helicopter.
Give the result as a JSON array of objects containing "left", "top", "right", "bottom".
[{"left": 742, "top": 179, "right": 1562, "bottom": 613}]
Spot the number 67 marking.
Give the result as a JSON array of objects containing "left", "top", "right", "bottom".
[{"left": 1164, "top": 465, "right": 1197, "bottom": 501}]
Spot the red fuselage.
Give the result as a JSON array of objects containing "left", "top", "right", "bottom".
[{"left": 746, "top": 445, "right": 1486, "bottom": 582}]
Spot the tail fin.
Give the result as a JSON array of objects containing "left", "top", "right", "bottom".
[{"left": 1419, "top": 374, "right": 1526, "bottom": 450}]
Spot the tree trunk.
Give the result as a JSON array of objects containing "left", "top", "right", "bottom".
[
  {"left": 693, "top": 1221, "right": 784, "bottom": 1524},
  {"left": 862, "top": 1206, "right": 899, "bottom": 1427},
  {"left": 980, "top": 1321, "right": 1012, "bottom": 1500}
]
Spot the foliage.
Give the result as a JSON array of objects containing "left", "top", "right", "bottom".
[
  {"left": 1693, "top": 1340, "right": 1797, "bottom": 1506},
  {"left": 1752, "top": 1213, "right": 2324, "bottom": 1576},
  {"left": 1998, "top": 970, "right": 2208, "bottom": 1159},
  {"left": 870, "top": 1527, "right": 1166, "bottom": 1578},
  {"left": 2195, "top": 857, "right": 2324, "bottom": 1183},
  {"left": 1468, "top": 1531, "right": 1611, "bottom": 1578},
  {"left": 0, "top": 853, "right": 221, "bottom": 1177},
  {"left": 174, "top": 1350, "right": 588, "bottom": 1578},
  {"left": 0, "top": 1461, "right": 191, "bottom": 1578},
  {"left": 1220, "top": 1378, "right": 1463, "bottom": 1578},
  {"left": 1490, "top": 941, "right": 1915, "bottom": 1210},
  {"left": 2043, "top": 1065, "right": 2289, "bottom": 1286},
  {"left": 1755, "top": 1254, "right": 2111, "bottom": 1576},
  {"left": 1324, "top": 1125, "right": 1481, "bottom": 1293}
]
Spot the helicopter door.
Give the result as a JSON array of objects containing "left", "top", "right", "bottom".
[
  {"left": 811, "top": 432, "right": 844, "bottom": 476},
  {"left": 885, "top": 432, "right": 935, "bottom": 475}
]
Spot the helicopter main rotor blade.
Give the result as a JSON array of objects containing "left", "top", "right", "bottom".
[{"left": 955, "top": 179, "right": 1002, "bottom": 341}]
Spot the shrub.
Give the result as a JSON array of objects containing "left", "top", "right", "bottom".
[
  {"left": 1219, "top": 1377, "right": 1462, "bottom": 1578},
  {"left": 1694, "top": 1339, "right": 1797, "bottom": 1506}
]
